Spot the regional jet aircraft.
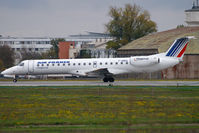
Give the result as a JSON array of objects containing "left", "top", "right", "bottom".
[{"left": 1, "top": 36, "right": 195, "bottom": 82}]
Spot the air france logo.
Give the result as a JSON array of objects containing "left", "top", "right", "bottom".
[{"left": 37, "top": 61, "right": 70, "bottom": 64}]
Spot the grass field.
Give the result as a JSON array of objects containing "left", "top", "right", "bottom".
[{"left": 0, "top": 86, "right": 199, "bottom": 133}]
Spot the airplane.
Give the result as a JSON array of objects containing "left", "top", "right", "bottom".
[{"left": 1, "top": 36, "right": 195, "bottom": 83}]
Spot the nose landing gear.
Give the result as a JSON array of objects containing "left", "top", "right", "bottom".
[{"left": 13, "top": 79, "right": 17, "bottom": 83}]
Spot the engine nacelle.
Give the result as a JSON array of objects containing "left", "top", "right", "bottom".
[{"left": 130, "top": 56, "right": 160, "bottom": 67}]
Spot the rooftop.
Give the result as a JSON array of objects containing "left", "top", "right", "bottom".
[
  {"left": 185, "top": 0, "right": 199, "bottom": 12},
  {"left": 68, "top": 32, "right": 112, "bottom": 39},
  {"left": 119, "top": 27, "right": 199, "bottom": 54}
]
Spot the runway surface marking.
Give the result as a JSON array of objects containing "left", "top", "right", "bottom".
[{"left": 0, "top": 81, "right": 199, "bottom": 86}]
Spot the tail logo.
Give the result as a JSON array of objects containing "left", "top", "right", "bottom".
[{"left": 166, "top": 38, "right": 189, "bottom": 58}]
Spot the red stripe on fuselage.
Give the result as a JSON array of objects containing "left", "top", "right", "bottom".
[{"left": 177, "top": 42, "right": 188, "bottom": 58}]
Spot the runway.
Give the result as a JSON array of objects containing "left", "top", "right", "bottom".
[{"left": 0, "top": 80, "right": 199, "bottom": 86}]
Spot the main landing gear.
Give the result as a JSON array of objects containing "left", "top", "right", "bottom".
[
  {"left": 103, "top": 77, "right": 115, "bottom": 82},
  {"left": 13, "top": 75, "right": 18, "bottom": 83}
]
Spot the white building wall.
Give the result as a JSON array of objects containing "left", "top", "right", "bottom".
[{"left": 185, "top": 11, "right": 199, "bottom": 26}]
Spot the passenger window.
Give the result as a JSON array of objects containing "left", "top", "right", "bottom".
[
  {"left": 83, "top": 63, "right": 86, "bottom": 66},
  {"left": 37, "top": 64, "right": 39, "bottom": 67},
  {"left": 63, "top": 64, "right": 65, "bottom": 66},
  {"left": 126, "top": 62, "right": 128, "bottom": 64},
  {"left": 105, "top": 62, "right": 108, "bottom": 65},
  {"left": 78, "top": 63, "right": 81, "bottom": 66},
  {"left": 68, "top": 63, "right": 70, "bottom": 66},
  {"left": 100, "top": 62, "right": 102, "bottom": 65},
  {"left": 116, "top": 62, "right": 118, "bottom": 65},
  {"left": 89, "top": 63, "right": 91, "bottom": 65},
  {"left": 47, "top": 64, "right": 49, "bottom": 66},
  {"left": 57, "top": 64, "right": 60, "bottom": 66},
  {"left": 121, "top": 62, "right": 123, "bottom": 64},
  {"left": 52, "top": 64, "right": 54, "bottom": 66},
  {"left": 73, "top": 63, "right": 75, "bottom": 66},
  {"left": 110, "top": 62, "right": 113, "bottom": 65},
  {"left": 42, "top": 64, "right": 44, "bottom": 66}
]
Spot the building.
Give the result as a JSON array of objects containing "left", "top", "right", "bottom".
[
  {"left": 59, "top": 41, "right": 77, "bottom": 59},
  {"left": 0, "top": 36, "right": 52, "bottom": 63},
  {"left": 118, "top": 27, "right": 199, "bottom": 79},
  {"left": 185, "top": 0, "right": 199, "bottom": 26},
  {"left": 66, "top": 32, "right": 113, "bottom": 49},
  {"left": 65, "top": 32, "right": 116, "bottom": 58}
]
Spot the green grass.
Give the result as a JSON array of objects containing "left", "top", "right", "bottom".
[{"left": 0, "top": 86, "right": 199, "bottom": 132}]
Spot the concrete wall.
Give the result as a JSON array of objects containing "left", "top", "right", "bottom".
[
  {"left": 162, "top": 54, "right": 199, "bottom": 79},
  {"left": 185, "top": 11, "right": 199, "bottom": 26}
]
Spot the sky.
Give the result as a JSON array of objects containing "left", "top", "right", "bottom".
[{"left": 0, "top": 0, "right": 193, "bottom": 37}]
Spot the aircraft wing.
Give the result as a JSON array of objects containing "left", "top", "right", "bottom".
[{"left": 86, "top": 68, "right": 113, "bottom": 77}]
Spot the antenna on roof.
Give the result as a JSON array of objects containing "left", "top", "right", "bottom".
[{"left": 193, "top": 1, "right": 195, "bottom": 7}]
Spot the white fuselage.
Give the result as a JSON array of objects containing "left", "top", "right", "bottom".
[{"left": 1, "top": 53, "right": 179, "bottom": 77}]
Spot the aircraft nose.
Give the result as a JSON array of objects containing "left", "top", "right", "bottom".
[
  {"left": 1, "top": 70, "right": 7, "bottom": 75},
  {"left": 1, "top": 68, "right": 13, "bottom": 75}
]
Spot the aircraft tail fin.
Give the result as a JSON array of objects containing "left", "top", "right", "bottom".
[{"left": 165, "top": 36, "right": 195, "bottom": 60}]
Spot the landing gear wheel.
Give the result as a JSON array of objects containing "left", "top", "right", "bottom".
[
  {"left": 13, "top": 79, "right": 17, "bottom": 83},
  {"left": 109, "top": 77, "right": 115, "bottom": 82},
  {"left": 103, "top": 77, "right": 108, "bottom": 82},
  {"left": 103, "top": 77, "right": 115, "bottom": 82}
]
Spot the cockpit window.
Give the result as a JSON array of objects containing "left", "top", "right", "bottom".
[{"left": 18, "top": 63, "right": 24, "bottom": 66}]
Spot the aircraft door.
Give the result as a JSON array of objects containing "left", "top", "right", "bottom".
[
  {"left": 28, "top": 60, "right": 34, "bottom": 74},
  {"left": 93, "top": 61, "right": 97, "bottom": 68}
]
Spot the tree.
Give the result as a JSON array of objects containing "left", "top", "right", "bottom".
[
  {"left": 77, "top": 49, "right": 91, "bottom": 58},
  {"left": 106, "top": 41, "right": 120, "bottom": 50},
  {"left": 0, "top": 59, "right": 4, "bottom": 72},
  {"left": 0, "top": 45, "right": 15, "bottom": 68},
  {"left": 20, "top": 50, "right": 43, "bottom": 61},
  {"left": 177, "top": 24, "right": 185, "bottom": 29},
  {"left": 50, "top": 38, "right": 65, "bottom": 58},
  {"left": 106, "top": 4, "right": 157, "bottom": 49}
]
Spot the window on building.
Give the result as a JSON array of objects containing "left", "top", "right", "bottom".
[
  {"left": 100, "top": 62, "right": 102, "bottom": 65},
  {"left": 35, "top": 48, "right": 38, "bottom": 51},
  {"left": 37, "top": 64, "right": 39, "bottom": 67},
  {"left": 17, "top": 48, "right": 20, "bottom": 51},
  {"left": 121, "top": 62, "right": 123, "bottom": 64},
  {"left": 126, "top": 62, "right": 128, "bottom": 64}
]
